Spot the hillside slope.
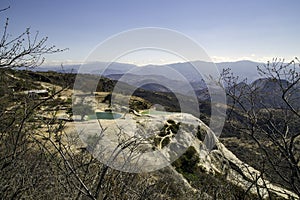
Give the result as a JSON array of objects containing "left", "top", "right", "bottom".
[{"left": 2, "top": 69, "right": 298, "bottom": 199}]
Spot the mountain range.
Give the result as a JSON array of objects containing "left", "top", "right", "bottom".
[
  {"left": 33, "top": 60, "right": 261, "bottom": 95},
  {"left": 31, "top": 60, "right": 300, "bottom": 109},
  {"left": 37, "top": 60, "right": 262, "bottom": 81}
]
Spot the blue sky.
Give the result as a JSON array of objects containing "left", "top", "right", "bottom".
[{"left": 1, "top": 0, "right": 300, "bottom": 65}]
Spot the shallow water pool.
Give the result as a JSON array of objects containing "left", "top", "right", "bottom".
[{"left": 88, "top": 112, "right": 122, "bottom": 120}]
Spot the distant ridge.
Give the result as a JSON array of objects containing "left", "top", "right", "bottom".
[{"left": 36, "top": 60, "right": 262, "bottom": 81}]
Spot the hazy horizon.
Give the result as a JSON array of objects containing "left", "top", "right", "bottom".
[{"left": 40, "top": 58, "right": 264, "bottom": 67}]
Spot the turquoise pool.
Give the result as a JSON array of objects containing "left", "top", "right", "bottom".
[
  {"left": 88, "top": 112, "right": 122, "bottom": 120},
  {"left": 140, "top": 110, "right": 171, "bottom": 115}
]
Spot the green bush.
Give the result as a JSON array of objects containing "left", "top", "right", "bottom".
[
  {"left": 161, "top": 137, "right": 171, "bottom": 148},
  {"left": 172, "top": 146, "right": 200, "bottom": 174},
  {"left": 196, "top": 125, "right": 207, "bottom": 141}
]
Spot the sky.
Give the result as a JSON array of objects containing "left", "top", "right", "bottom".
[{"left": 1, "top": 0, "right": 300, "bottom": 66}]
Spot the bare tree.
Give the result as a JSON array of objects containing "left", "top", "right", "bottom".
[
  {"left": 220, "top": 58, "right": 300, "bottom": 199},
  {"left": 0, "top": 6, "right": 69, "bottom": 198},
  {"left": 0, "top": 13, "right": 66, "bottom": 69}
]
